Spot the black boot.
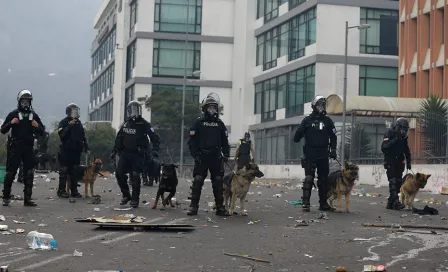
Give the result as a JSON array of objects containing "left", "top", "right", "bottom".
[
  {"left": 318, "top": 181, "right": 332, "bottom": 211},
  {"left": 120, "top": 195, "right": 131, "bottom": 205},
  {"left": 57, "top": 167, "right": 69, "bottom": 198},
  {"left": 23, "top": 169, "right": 37, "bottom": 207},
  {"left": 386, "top": 178, "right": 405, "bottom": 210},
  {"left": 130, "top": 172, "right": 141, "bottom": 208},
  {"left": 212, "top": 178, "right": 229, "bottom": 216},
  {"left": 2, "top": 171, "right": 15, "bottom": 206},
  {"left": 302, "top": 177, "right": 313, "bottom": 212},
  {"left": 187, "top": 179, "right": 203, "bottom": 216}
]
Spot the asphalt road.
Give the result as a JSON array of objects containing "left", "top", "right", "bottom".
[{"left": 0, "top": 173, "right": 448, "bottom": 272}]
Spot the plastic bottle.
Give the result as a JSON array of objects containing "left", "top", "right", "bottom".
[{"left": 26, "top": 231, "right": 57, "bottom": 250}]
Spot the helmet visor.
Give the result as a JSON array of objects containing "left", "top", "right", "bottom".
[
  {"left": 127, "top": 104, "right": 141, "bottom": 117},
  {"left": 70, "top": 106, "right": 80, "bottom": 119}
]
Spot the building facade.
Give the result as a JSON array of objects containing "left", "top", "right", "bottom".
[
  {"left": 399, "top": 0, "right": 447, "bottom": 98},
  {"left": 89, "top": 0, "right": 400, "bottom": 164}
]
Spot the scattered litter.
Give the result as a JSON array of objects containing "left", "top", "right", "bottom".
[
  {"left": 206, "top": 217, "right": 216, "bottom": 224},
  {"left": 223, "top": 252, "right": 270, "bottom": 263},
  {"left": 248, "top": 220, "right": 261, "bottom": 225},
  {"left": 94, "top": 208, "right": 100, "bottom": 212},
  {"left": 16, "top": 229, "right": 25, "bottom": 234},
  {"left": 170, "top": 247, "right": 176, "bottom": 249},
  {"left": 0, "top": 225, "right": 7, "bottom": 231},
  {"left": 287, "top": 200, "right": 302, "bottom": 205},
  {"left": 114, "top": 208, "right": 132, "bottom": 211},
  {"left": 363, "top": 264, "right": 386, "bottom": 271},
  {"left": 257, "top": 191, "right": 262, "bottom": 196},
  {"left": 207, "top": 202, "right": 214, "bottom": 207},
  {"left": 212, "top": 225, "right": 219, "bottom": 228},
  {"left": 69, "top": 199, "right": 76, "bottom": 203},
  {"left": 13, "top": 220, "right": 26, "bottom": 224},
  {"left": 400, "top": 214, "right": 407, "bottom": 218},
  {"left": 294, "top": 220, "right": 309, "bottom": 227},
  {"left": 316, "top": 213, "right": 329, "bottom": 220},
  {"left": 441, "top": 217, "right": 447, "bottom": 220},
  {"left": 362, "top": 222, "right": 448, "bottom": 231},
  {"left": 73, "top": 249, "right": 83, "bottom": 257},
  {"left": 1, "top": 231, "right": 11, "bottom": 235},
  {"left": 132, "top": 240, "right": 139, "bottom": 242},
  {"left": 303, "top": 254, "right": 313, "bottom": 258},
  {"left": 0, "top": 242, "right": 10, "bottom": 246},
  {"left": 273, "top": 194, "right": 282, "bottom": 198},
  {"left": 38, "top": 224, "right": 48, "bottom": 227},
  {"left": 247, "top": 192, "right": 254, "bottom": 196},
  {"left": 336, "top": 266, "right": 348, "bottom": 272},
  {"left": 0, "top": 215, "right": 5, "bottom": 221}
]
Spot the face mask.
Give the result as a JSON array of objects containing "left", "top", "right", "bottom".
[
  {"left": 70, "top": 108, "right": 80, "bottom": 119},
  {"left": 128, "top": 106, "right": 140, "bottom": 118},
  {"left": 315, "top": 101, "right": 326, "bottom": 113},
  {"left": 207, "top": 108, "right": 217, "bottom": 117},
  {"left": 20, "top": 100, "right": 30, "bottom": 111},
  {"left": 399, "top": 127, "right": 409, "bottom": 138}
]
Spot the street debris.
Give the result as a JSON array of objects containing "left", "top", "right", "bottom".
[
  {"left": 248, "top": 220, "right": 261, "bottom": 225},
  {"left": 113, "top": 207, "right": 132, "bottom": 211},
  {"left": 303, "top": 253, "right": 313, "bottom": 258},
  {"left": 223, "top": 252, "right": 270, "bottom": 263},
  {"left": 0, "top": 225, "right": 7, "bottom": 231},
  {"left": 353, "top": 238, "right": 375, "bottom": 241},
  {"left": 287, "top": 200, "right": 302, "bottom": 205},
  {"left": 362, "top": 222, "right": 448, "bottom": 231},
  {"left": 0, "top": 215, "right": 5, "bottom": 221},
  {"left": 13, "top": 220, "right": 26, "bottom": 224},
  {"left": 73, "top": 249, "right": 83, "bottom": 257},
  {"left": 336, "top": 266, "right": 348, "bottom": 272},
  {"left": 363, "top": 264, "right": 386, "bottom": 271},
  {"left": 316, "top": 213, "right": 329, "bottom": 220},
  {"left": 294, "top": 220, "right": 309, "bottom": 227}
]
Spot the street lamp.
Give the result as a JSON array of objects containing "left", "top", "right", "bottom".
[
  {"left": 179, "top": 0, "right": 190, "bottom": 177},
  {"left": 340, "top": 22, "right": 370, "bottom": 170}
]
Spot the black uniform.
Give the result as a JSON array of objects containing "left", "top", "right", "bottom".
[
  {"left": 187, "top": 93, "right": 230, "bottom": 216},
  {"left": 113, "top": 116, "right": 160, "bottom": 208},
  {"left": 36, "top": 131, "right": 49, "bottom": 170},
  {"left": 57, "top": 116, "right": 89, "bottom": 198},
  {"left": 236, "top": 138, "right": 252, "bottom": 170},
  {"left": 293, "top": 95, "right": 337, "bottom": 212},
  {"left": 1, "top": 106, "right": 45, "bottom": 206},
  {"left": 381, "top": 118, "right": 410, "bottom": 210}
]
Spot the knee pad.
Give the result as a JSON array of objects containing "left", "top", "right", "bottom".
[
  {"left": 130, "top": 171, "right": 140, "bottom": 181},
  {"left": 193, "top": 175, "right": 205, "bottom": 187},
  {"left": 303, "top": 175, "right": 314, "bottom": 189}
]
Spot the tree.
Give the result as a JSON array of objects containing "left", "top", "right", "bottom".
[
  {"left": 420, "top": 95, "right": 448, "bottom": 160},
  {"left": 139, "top": 88, "right": 224, "bottom": 164}
]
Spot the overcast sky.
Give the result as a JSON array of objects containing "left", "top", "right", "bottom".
[{"left": 0, "top": 0, "right": 101, "bottom": 128}]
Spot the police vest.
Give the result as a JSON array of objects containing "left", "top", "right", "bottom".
[{"left": 238, "top": 139, "right": 251, "bottom": 156}]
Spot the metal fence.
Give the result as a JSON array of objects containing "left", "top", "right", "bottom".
[{"left": 348, "top": 112, "right": 448, "bottom": 164}]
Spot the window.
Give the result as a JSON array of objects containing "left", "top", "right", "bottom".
[
  {"left": 151, "top": 84, "right": 200, "bottom": 120},
  {"left": 427, "top": 14, "right": 431, "bottom": 48},
  {"left": 359, "top": 66, "right": 398, "bottom": 97},
  {"left": 253, "top": 126, "right": 301, "bottom": 164},
  {"left": 256, "top": 0, "right": 287, "bottom": 21},
  {"left": 289, "top": 8, "right": 316, "bottom": 61},
  {"left": 90, "top": 63, "right": 115, "bottom": 105},
  {"left": 289, "top": 0, "right": 306, "bottom": 10},
  {"left": 255, "top": 8, "right": 314, "bottom": 70},
  {"left": 130, "top": 0, "right": 138, "bottom": 35},
  {"left": 154, "top": 0, "right": 202, "bottom": 34},
  {"left": 360, "top": 8, "right": 399, "bottom": 55},
  {"left": 126, "top": 41, "right": 137, "bottom": 81},
  {"left": 254, "top": 64, "right": 315, "bottom": 120},
  {"left": 89, "top": 100, "right": 113, "bottom": 121},
  {"left": 124, "top": 85, "right": 135, "bottom": 118},
  {"left": 442, "top": 9, "right": 445, "bottom": 43},
  {"left": 153, "top": 40, "right": 201, "bottom": 78},
  {"left": 91, "top": 26, "right": 116, "bottom": 74}
]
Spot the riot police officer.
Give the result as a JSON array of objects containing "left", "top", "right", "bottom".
[
  {"left": 1, "top": 90, "right": 45, "bottom": 206},
  {"left": 36, "top": 131, "right": 50, "bottom": 170},
  {"left": 234, "top": 132, "right": 255, "bottom": 170},
  {"left": 111, "top": 101, "right": 160, "bottom": 208},
  {"left": 381, "top": 117, "right": 411, "bottom": 210},
  {"left": 293, "top": 95, "right": 337, "bottom": 212},
  {"left": 187, "top": 93, "right": 230, "bottom": 216},
  {"left": 57, "top": 103, "right": 89, "bottom": 198}
]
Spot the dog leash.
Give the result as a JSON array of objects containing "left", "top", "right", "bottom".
[{"left": 224, "top": 160, "right": 236, "bottom": 174}]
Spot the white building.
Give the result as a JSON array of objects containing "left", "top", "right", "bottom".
[{"left": 89, "top": 0, "right": 399, "bottom": 164}]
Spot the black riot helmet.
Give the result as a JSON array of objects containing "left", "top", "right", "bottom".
[
  {"left": 394, "top": 117, "right": 410, "bottom": 138},
  {"left": 17, "top": 89, "right": 33, "bottom": 112},
  {"left": 201, "top": 92, "right": 220, "bottom": 119},
  {"left": 66, "top": 103, "right": 80, "bottom": 119},
  {"left": 126, "top": 100, "right": 142, "bottom": 120},
  {"left": 311, "top": 95, "right": 326, "bottom": 116},
  {"left": 244, "top": 132, "right": 250, "bottom": 141}
]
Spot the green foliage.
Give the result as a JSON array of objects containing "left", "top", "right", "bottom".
[
  {"left": 420, "top": 95, "right": 448, "bottom": 158},
  {"left": 138, "top": 88, "right": 224, "bottom": 164}
]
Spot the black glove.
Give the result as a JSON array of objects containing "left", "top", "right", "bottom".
[
  {"left": 406, "top": 162, "right": 411, "bottom": 170},
  {"left": 329, "top": 149, "right": 337, "bottom": 159},
  {"left": 152, "top": 151, "right": 159, "bottom": 158}
]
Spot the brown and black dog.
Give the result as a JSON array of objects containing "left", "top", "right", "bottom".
[
  {"left": 400, "top": 173, "right": 431, "bottom": 210},
  {"left": 66, "top": 158, "right": 103, "bottom": 197},
  {"left": 152, "top": 163, "right": 178, "bottom": 209},
  {"left": 224, "top": 162, "right": 264, "bottom": 216},
  {"left": 327, "top": 162, "right": 359, "bottom": 213}
]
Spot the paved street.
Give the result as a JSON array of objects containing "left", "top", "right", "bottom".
[{"left": 1, "top": 173, "right": 448, "bottom": 272}]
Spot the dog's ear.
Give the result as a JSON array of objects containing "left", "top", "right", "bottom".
[
  {"left": 416, "top": 173, "right": 421, "bottom": 180},
  {"left": 426, "top": 174, "right": 431, "bottom": 179}
]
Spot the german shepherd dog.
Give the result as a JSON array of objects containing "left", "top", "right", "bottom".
[
  {"left": 327, "top": 162, "right": 359, "bottom": 213},
  {"left": 223, "top": 162, "right": 264, "bottom": 216},
  {"left": 152, "top": 163, "right": 178, "bottom": 209},
  {"left": 66, "top": 158, "right": 103, "bottom": 197},
  {"left": 400, "top": 173, "right": 431, "bottom": 210}
]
